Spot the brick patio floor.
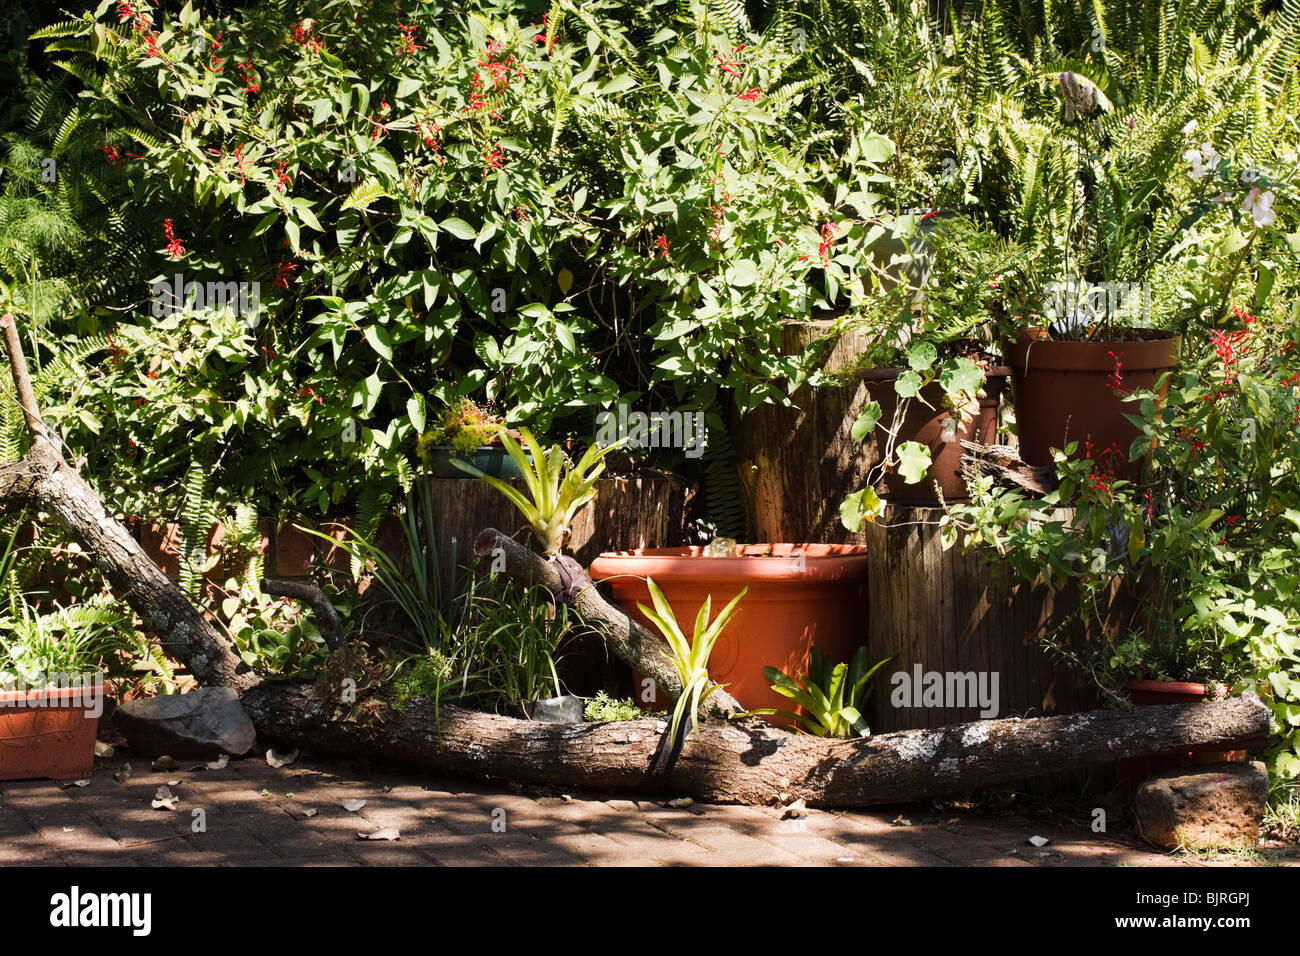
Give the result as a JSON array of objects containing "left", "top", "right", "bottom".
[{"left": 3, "top": 753, "right": 1295, "bottom": 866}]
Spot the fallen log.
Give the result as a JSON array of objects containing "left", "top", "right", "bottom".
[
  {"left": 241, "top": 683, "right": 1270, "bottom": 807},
  {"left": 0, "top": 315, "right": 255, "bottom": 691},
  {"left": 473, "top": 527, "right": 744, "bottom": 717}
]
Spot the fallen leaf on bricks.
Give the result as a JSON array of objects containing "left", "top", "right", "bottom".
[
  {"left": 113, "top": 763, "right": 132, "bottom": 783},
  {"left": 93, "top": 741, "right": 115, "bottom": 758},
  {"left": 781, "top": 799, "right": 808, "bottom": 819},
  {"left": 891, "top": 815, "right": 912, "bottom": 827},
  {"left": 356, "top": 827, "right": 400, "bottom": 841},
  {"left": 302, "top": 809, "right": 318, "bottom": 819},
  {"left": 152, "top": 756, "right": 177, "bottom": 771},
  {"left": 1027, "top": 835, "right": 1050, "bottom": 847},
  {"left": 61, "top": 779, "right": 91, "bottom": 789},
  {"left": 266, "top": 748, "right": 299, "bottom": 768},
  {"left": 341, "top": 799, "right": 366, "bottom": 812},
  {"left": 667, "top": 797, "right": 694, "bottom": 809},
  {"left": 202, "top": 755, "right": 229, "bottom": 771},
  {"left": 151, "top": 786, "right": 179, "bottom": 811}
]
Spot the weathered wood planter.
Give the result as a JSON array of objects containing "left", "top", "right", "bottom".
[{"left": 733, "top": 321, "right": 1098, "bottom": 732}]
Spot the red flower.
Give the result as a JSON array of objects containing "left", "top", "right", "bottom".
[
  {"left": 483, "top": 144, "right": 505, "bottom": 175},
  {"left": 397, "top": 22, "right": 424, "bottom": 56},
  {"left": 655, "top": 234, "right": 671, "bottom": 259},
  {"left": 236, "top": 61, "right": 259, "bottom": 94},
  {"left": 273, "top": 161, "right": 290, "bottom": 192},
  {"left": 1106, "top": 350, "right": 1131, "bottom": 394},
  {"left": 274, "top": 260, "right": 299, "bottom": 289},
  {"left": 162, "top": 219, "right": 185, "bottom": 260},
  {"left": 737, "top": 87, "right": 762, "bottom": 102}
]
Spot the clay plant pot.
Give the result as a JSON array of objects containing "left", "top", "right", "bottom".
[
  {"left": 1117, "top": 678, "right": 1247, "bottom": 795},
  {"left": 0, "top": 683, "right": 101, "bottom": 781},
  {"left": 588, "top": 545, "right": 870, "bottom": 717},
  {"left": 1005, "top": 328, "right": 1180, "bottom": 480},
  {"left": 857, "top": 366, "right": 1009, "bottom": 505},
  {"left": 427, "top": 445, "right": 527, "bottom": 479}
]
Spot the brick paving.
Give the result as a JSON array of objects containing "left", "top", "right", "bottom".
[{"left": 2, "top": 752, "right": 1295, "bottom": 867}]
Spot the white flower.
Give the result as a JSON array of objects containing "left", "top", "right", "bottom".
[
  {"left": 1182, "top": 119, "right": 1199, "bottom": 136},
  {"left": 1242, "top": 187, "right": 1276, "bottom": 227},
  {"left": 1183, "top": 148, "right": 1208, "bottom": 179},
  {"left": 1199, "top": 142, "right": 1222, "bottom": 172}
]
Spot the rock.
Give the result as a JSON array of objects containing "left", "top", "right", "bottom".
[
  {"left": 111, "top": 688, "right": 256, "bottom": 758},
  {"left": 1134, "top": 761, "right": 1266, "bottom": 850},
  {"left": 520, "top": 695, "right": 584, "bottom": 723}
]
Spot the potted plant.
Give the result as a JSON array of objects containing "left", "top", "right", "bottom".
[
  {"left": 941, "top": 307, "right": 1300, "bottom": 781},
  {"left": 589, "top": 542, "right": 870, "bottom": 714},
  {"left": 746, "top": 644, "right": 891, "bottom": 737},
  {"left": 0, "top": 534, "right": 133, "bottom": 780},
  {"left": 840, "top": 218, "right": 1018, "bottom": 525},
  {"left": 417, "top": 397, "right": 525, "bottom": 479}
]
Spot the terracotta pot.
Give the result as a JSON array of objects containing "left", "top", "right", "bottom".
[
  {"left": 1005, "top": 329, "right": 1180, "bottom": 479},
  {"left": 0, "top": 684, "right": 101, "bottom": 781},
  {"left": 858, "top": 367, "right": 1008, "bottom": 505},
  {"left": 588, "top": 545, "right": 870, "bottom": 717},
  {"left": 1117, "top": 678, "right": 1246, "bottom": 795}
]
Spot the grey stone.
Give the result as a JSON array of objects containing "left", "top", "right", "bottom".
[
  {"left": 520, "top": 695, "right": 584, "bottom": 723},
  {"left": 1134, "top": 761, "right": 1266, "bottom": 850},
  {"left": 111, "top": 687, "right": 256, "bottom": 758}
]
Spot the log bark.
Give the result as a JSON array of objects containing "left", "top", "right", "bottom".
[
  {"left": 473, "top": 527, "right": 744, "bottom": 717},
  {"left": 241, "top": 684, "right": 1271, "bottom": 807},
  {"left": 959, "top": 440, "right": 1058, "bottom": 495},
  {"left": 0, "top": 314, "right": 255, "bottom": 691},
  {"left": 261, "top": 577, "right": 344, "bottom": 650}
]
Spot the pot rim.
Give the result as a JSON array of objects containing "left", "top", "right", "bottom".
[
  {"left": 590, "top": 544, "right": 870, "bottom": 585},
  {"left": 856, "top": 365, "right": 1011, "bottom": 383},
  {"left": 1125, "top": 677, "right": 1230, "bottom": 697},
  {"left": 0, "top": 683, "right": 103, "bottom": 706}
]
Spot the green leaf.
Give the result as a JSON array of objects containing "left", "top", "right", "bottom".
[
  {"left": 840, "top": 488, "right": 883, "bottom": 532},
  {"left": 896, "top": 441, "right": 932, "bottom": 484},
  {"left": 440, "top": 217, "right": 477, "bottom": 240},
  {"left": 851, "top": 402, "right": 882, "bottom": 443}
]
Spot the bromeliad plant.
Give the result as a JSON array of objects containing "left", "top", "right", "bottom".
[
  {"left": 454, "top": 425, "right": 622, "bottom": 556},
  {"left": 750, "top": 644, "right": 891, "bottom": 738},
  {"left": 636, "top": 578, "right": 745, "bottom": 750}
]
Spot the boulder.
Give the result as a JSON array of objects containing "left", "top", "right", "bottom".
[
  {"left": 1133, "top": 761, "right": 1267, "bottom": 850},
  {"left": 111, "top": 687, "right": 256, "bottom": 758}
]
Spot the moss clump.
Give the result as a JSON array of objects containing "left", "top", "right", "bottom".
[
  {"left": 583, "top": 691, "right": 652, "bottom": 722},
  {"left": 390, "top": 651, "right": 456, "bottom": 711},
  {"left": 417, "top": 397, "right": 506, "bottom": 464}
]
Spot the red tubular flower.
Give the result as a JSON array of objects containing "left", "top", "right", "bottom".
[
  {"left": 655, "top": 234, "right": 671, "bottom": 259},
  {"left": 738, "top": 87, "right": 762, "bottom": 102},
  {"left": 397, "top": 23, "right": 424, "bottom": 56},
  {"left": 273, "top": 161, "right": 290, "bottom": 192},
  {"left": 274, "top": 260, "right": 299, "bottom": 289},
  {"left": 162, "top": 218, "right": 185, "bottom": 260}
]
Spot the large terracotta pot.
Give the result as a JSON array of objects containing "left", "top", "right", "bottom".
[
  {"left": 858, "top": 367, "right": 1008, "bottom": 505},
  {"left": 1117, "top": 679, "right": 1248, "bottom": 795},
  {"left": 588, "top": 545, "right": 870, "bottom": 716},
  {"left": 1005, "top": 329, "right": 1180, "bottom": 479},
  {"left": 0, "top": 684, "right": 101, "bottom": 781}
]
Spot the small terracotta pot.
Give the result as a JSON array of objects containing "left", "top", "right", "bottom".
[
  {"left": 858, "top": 367, "right": 1008, "bottom": 505},
  {"left": 1117, "top": 678, "right": 1247, "bottom": 795},
  {"left": 1005, "top": 329, "right": 1180, "bottom": 479},
  {"left": 588, "top": 545, "right": 871, "bottom": 717},
  {"left": 0, "top": 684, "right": 101, "bottom": 781}
]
